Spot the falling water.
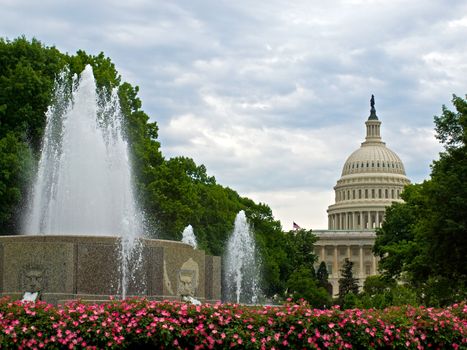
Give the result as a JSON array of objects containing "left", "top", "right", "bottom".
[
  {"left": 181, "top": 225, "right": 197, "bottom": 249},
  {"left": 23, "top": 65, "right": 144, "bottom": 297},
  {"left": 223, "top": 211, "right": 260, "bottom": 304}
]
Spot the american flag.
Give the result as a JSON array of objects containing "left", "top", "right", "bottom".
[{"left": 293, "top": 222, "right": 301, "bottom": 230}]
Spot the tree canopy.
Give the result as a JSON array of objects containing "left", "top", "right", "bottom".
[{"left": 374, "top": 95, "right": 467, "bottom": 305}]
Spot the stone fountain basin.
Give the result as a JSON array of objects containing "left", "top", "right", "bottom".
[{"left": 0, "top": 235, "right": 221, "bottom": 304}]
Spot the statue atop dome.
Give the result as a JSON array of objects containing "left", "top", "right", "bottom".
[{"left": 368, "top": 94, "right": 378, "bottom": 120}]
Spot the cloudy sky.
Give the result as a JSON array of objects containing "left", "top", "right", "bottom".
[{"left": 2, "top": 0, "right": 467, "bottom": 230}]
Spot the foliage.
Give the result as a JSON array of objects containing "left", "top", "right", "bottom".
[
  {"left": 355, "top": 276, "right": 418, "bottom": 310},
  {"left": 362, "top": 275, "right": 396, "bottom": 296},
  {"left": 0, "top": 133, "right": 33, "bottom": 234},
  {"left": 338, "top": 258, "right": 359, "bottom": 302},
  {"left": 316, "top": 261, "right": 333, "bottom": 296},
  {"left": 284, "top": 229, "right": 318, "bottom": 272},
  {"left": 374, "top": 95, "right": 467, "bottom": 306},
  {"left": 286, "top": 267, "right": 331, "bottom": 308},
  {"left": 0, "top": 297, "right": 465, "bottom": 349}
]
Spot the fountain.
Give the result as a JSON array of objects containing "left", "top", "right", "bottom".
[
  {"left": 181, "top": 225, "right": 197, "bottom": 249},
  {"left": 0, "top": 66, "right": 221, "bottom": 304},
  {"left": 223, "top": 211, "right": 261, "bottom": 304}
]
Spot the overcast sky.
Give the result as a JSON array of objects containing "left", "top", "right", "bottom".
[{"left": 2, "top": 0, "right": 467, "bottom": 230}]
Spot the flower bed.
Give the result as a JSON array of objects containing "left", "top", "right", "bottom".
[{"left": 0, "top": 297, "right": 465, "bottom": 349}]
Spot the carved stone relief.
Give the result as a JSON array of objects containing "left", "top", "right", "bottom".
[
  {"left": 163, "top": 260, "right": 174, "bottom": 295},
  {"left": 177, "top": 258, "right": 199, "bottom": 297},
  {"left": 20, "top": 265, "right": 47, "bottom": 292}
]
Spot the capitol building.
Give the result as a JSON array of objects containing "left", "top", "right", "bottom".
[{"left": 313, "top": 96, "right": 410, "bottom": 296}]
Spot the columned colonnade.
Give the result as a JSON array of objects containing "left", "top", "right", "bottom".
[
  {"left": 328, "top": 210, "right": 385, "bottom": 230},
  {"left": 313, "top": 231, "right": 378, "bottom": 296}
]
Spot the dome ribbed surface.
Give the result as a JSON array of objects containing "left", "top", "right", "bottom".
[{"left": 341, "top": 144, "right": 406, "bottom": 176}]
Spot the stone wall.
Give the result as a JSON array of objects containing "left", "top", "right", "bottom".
[{"left": 0, "top": 235, "right": 221, "bottom": 304}]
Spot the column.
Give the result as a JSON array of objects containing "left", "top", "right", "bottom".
[
  {"left": 359, "top": 246, "right": 364, "bottom": 278},
  {"left": 360, "top": 211, "right": 363, "bottom": 229},
  {"left": 333, "top": 246, "right": 338, "bottom": 277},
  {"left": 376, "top": 211, "right": 380, "bottom": 228},
  {"left": 320, "top": 246, "right": 325, "bottom": 263},
  {"left": 352, "top": 212, "right": 356, "bottom": 230},
  {"left": 347, "top": 246, "right": 351, "bottom": 260}
]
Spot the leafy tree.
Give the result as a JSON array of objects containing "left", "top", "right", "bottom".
[
  {"left": 286, "top": 267, "right": 331, "bottom": 308},
  {"left": 373, "top": 184, "right": 426, "bottom": 280},
  {"left": 338, "top": 258, "right": 359, "bottom": 301},
  {"left": 374, "top": 95, "right": 467, "bottom": 305},
  {"left": 362, "top": 275, "right": 395, "bottom": 296},
  {"left": 284, "top": 228, "right": 318, "bottom": 272},
  {"left": 316, "top": 261, "right": 333, "bottom": 295},
  {"left": 0, "top": 133, "right": 33, "bottom": 234}
]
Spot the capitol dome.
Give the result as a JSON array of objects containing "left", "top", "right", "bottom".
[{"left": 326, "top": 96, "right": 410, "bottom": 230}]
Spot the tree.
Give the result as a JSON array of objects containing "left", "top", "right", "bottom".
[
  {"left": 374, "top": 95, "right": 467, "bottom": 305},
  {"left": 316, "top": 261, "right": 333, "bottom": 295},
  {"left": 338, "top": 258, "right": 359, "bottom": 301},
  {"left": 373, "top": 184, "right": 426, "bottom": 280},
  {"left": 0, "top": 133, "right": 33, "bottom": 234},
  {"left": 286, "top": 266, "right": 331, "bottom": 308},
  {"left": 284, "top": 228, "right": 318, "bottom": 272}
]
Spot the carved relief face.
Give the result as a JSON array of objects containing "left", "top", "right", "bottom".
[
  {"left": 177, "top": 258, "right": 199, "bottom": 298},
  {"left": 23, "top": 269, "right": 44, "bottom": 292},
  {"left": 178, "top": 270, "right": 195, "bottom": 297}
]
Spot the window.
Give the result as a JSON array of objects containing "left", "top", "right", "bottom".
[
  {"left": 378, "top": 189, "right": 382, "bottom": 198},
  {"left": 327, "top": 264, "right": 333, "bottom": 274},
  {"left": 365, "top": 189, "right": 368, "bottom": 198},
  {"left": 352, "top": 190, "right": 355, "bottom": 199},
  {"left": 371, "top": 189, "right": 375, "bottom": 198},
  {"left": 365, "top": 264, "right": 371, "bottom": 275},
  {"left": 391, "top": 189, "right": 394, "bottom": 198},
  {"left": 359, "top": 189, "right": 362, "bottom": 199},
  {"left": 385, "top": 189, "right": 388, "bottom": 198}
]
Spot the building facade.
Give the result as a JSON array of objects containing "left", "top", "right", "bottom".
[{"left": 314, "top": 97, "right": 410, "bottom": 296}]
